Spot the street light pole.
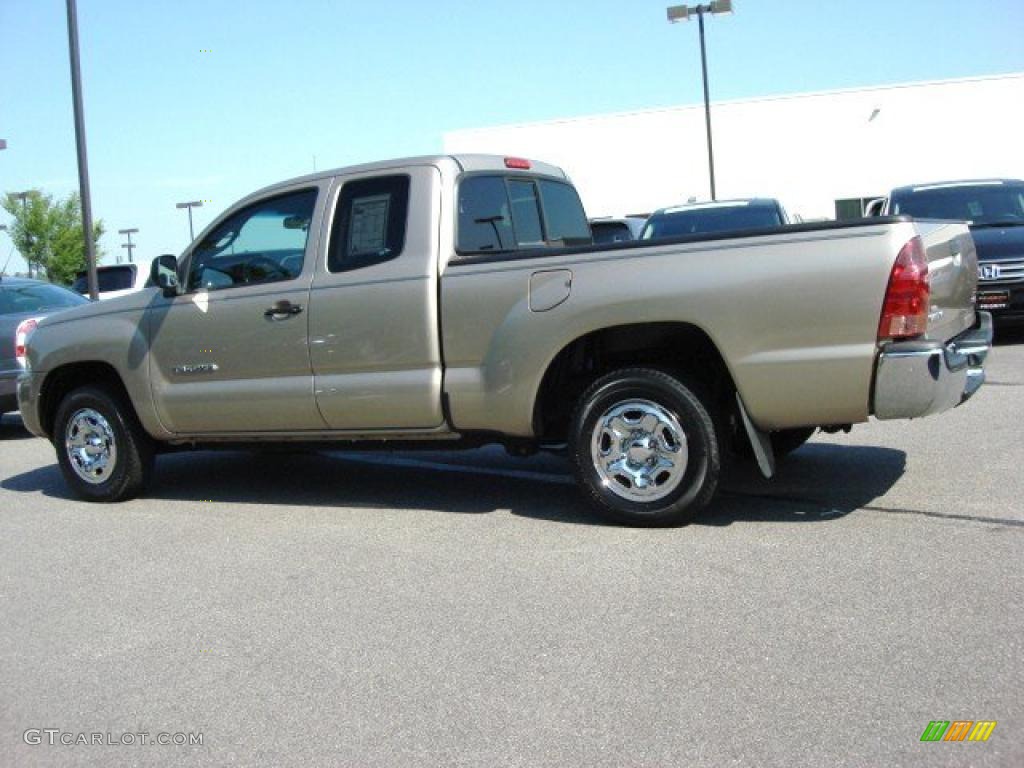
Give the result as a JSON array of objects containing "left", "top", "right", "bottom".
[
  {"left": 696, "top": 8, "right": 716, "bottom": 201},
  {"left": 176, "top": 200, "right": 203, "bottom": 242},
  {"left": 118, "top": 228, "right": 138, "bottom": 263},
  {"left": 667, "top": 0, "right": 733, "bottom": 202},
  {"left": 66, "top": 0, "right": 99, "bottom": 301}
]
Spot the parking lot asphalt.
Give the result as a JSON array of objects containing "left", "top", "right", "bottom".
[{"left": 1, "top": 332, "right": 1021, "bottom": 767}]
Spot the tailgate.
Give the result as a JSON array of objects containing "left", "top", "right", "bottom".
[{"left": 915, "top": 220, "right": 978, "bottom": 342}]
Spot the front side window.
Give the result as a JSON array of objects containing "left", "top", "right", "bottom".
[
  {"left": 188, "top": 188, "right": 316, "bottom": 292},
  {"left": 328, "top": 175, "right": 410, "bottom": 272}
]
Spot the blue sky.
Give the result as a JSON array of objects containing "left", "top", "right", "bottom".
[{"left": 1, "top": 0, "right": 1023, "bottom": 274}]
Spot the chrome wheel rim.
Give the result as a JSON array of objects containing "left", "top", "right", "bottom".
[
  {"left": 590, "top": 399, "right": 688, "bottom": 502},
  {"left": 65, "top": 408, "right": 117, "bottom": 485}
]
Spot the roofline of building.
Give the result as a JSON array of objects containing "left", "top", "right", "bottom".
[{"left": 444, "top": 71, "right": 1024, "bottom": 137}]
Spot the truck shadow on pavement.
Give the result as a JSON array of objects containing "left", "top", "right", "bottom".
[
  {"left": 994, "top": 326, "right": 1024, "bottom": 346},
  {"left": 0, "top": 414, "right": 35, "bottom": 440},
  {"left": 2, "top": 440, "right": 906, "bottom": 528}
]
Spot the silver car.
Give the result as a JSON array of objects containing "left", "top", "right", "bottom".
[{"left": 0, "top": 277, "right": 88, "bottom": 418}]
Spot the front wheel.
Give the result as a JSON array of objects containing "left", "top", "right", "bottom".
[
  {"left": 53, "top": 386, "right": 154, "bottom": 502},
  {"left": 570, "top": 368, "right": 720, "bottom": 527}
]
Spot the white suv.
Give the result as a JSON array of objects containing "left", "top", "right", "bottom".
[{"left": 71, "top": 264, "right": 150, "bottom": 301}]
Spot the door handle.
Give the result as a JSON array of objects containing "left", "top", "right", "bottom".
[{"left": 264, "top": 300, "right": 303, "bottom": 319}]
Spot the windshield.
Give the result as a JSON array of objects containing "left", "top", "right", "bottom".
[
  {"left": 0, "top": 283, "right": 89, "bottom": 315},
  {"left": 642, "top": 204, "right": 783, "bottom": 239},
  {"left": 891, "top": 184, "right": 1024, "bottom": 226}
]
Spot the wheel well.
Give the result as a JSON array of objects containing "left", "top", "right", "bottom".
[
  {"left": 39, "top": 362, "right": 134, "bottom": 438},
  {"left": 532, "top": 322, "right": 737, "bottom": 442}
]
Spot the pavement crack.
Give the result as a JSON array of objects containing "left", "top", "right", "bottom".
[
  {"left": 860, "top": 504, "right": 1024, "bottom": 529},
  {"left": 723, "top": 489, "right": 1023, "bottom": 530}
]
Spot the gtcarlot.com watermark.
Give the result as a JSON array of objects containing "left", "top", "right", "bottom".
[{"left": 23, "top": 729, "right": 203, "bottom": 747}]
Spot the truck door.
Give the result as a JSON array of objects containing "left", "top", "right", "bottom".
[
  {"left": 308, "top": 166, "right": 444, "bottom": 430},
  {"left": 147, "top": 184, "right": 328, "bottom": 433}
]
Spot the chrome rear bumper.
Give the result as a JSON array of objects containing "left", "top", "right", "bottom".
[{"left": 873, "top": 312, "right": 992, "bottom": 420}]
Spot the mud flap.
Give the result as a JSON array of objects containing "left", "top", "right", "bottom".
[{"left": 736, "top": 393, "right": 775, "bottom": 479}]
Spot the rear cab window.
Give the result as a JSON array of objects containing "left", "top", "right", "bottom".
[{"left": 456, "top": 174, "right": 591, "bottom": 257}]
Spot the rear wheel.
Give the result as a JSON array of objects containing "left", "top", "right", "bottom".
[
  {"left": 53, "top": 386, "right": 154, "bottom": 502},
  {"left": 570, "top": 368, "right": 720, "bottom": 527}
]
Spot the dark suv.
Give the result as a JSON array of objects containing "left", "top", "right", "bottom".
[{"left": 882, "top": 180, "right": 1024, "bottom": 326}]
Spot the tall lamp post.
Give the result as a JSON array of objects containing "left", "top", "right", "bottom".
[
  {"left": 667, "top": 0, "right": 733, "bottom": 201},
  {"left": 66, "top": 0, "right": 99, "bottom": 301},
  {"left": 118, "top": 228, "right": 139, "bottom": 263},
  {"left": 176, "top": 200, "right": 203, "bottom": 243}
]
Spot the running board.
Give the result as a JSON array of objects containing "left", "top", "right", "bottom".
[{"left": 736, "top": 393, "right": 775, "bottom": 479}]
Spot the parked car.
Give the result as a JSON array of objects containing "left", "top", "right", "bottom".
[
  {"left": 641, "top": 198, "right": 789, "bottom": 240},
  {"left": 0, "top": 277, "right": 89, "bottom": 418},
  {"left": 17, "top": 154, "right": 990, "bottom": 526},
  {"left": 71, "top": 263, "right": 149, "bottom": 301},
  {"left": 590, "top": 216, "right": 647, "bottom": 244},
  {"left": 867, "top": 179, "right": 1024, "bottom": 325}
]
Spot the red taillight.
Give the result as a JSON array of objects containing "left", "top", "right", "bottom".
[
  {"left": 504, "top": 157, "right": 531, "bottom": 170},
  {"left": 878, "top": 236, "right": 930, "bottom": 341},
  {"left": 15, "top": 318, "right": 39, "bottom": 368}
]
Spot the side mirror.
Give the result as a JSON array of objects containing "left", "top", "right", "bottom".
[{"left": 150, "top": 254, "right": 180, "bottom": 298}]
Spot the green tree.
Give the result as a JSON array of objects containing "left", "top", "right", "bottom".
[{"left": 1, "top": 190, "right": 104, "bottom": 284}]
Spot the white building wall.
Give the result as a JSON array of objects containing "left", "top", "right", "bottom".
[{"left": 444, "top": 73, "right": 1024, "bottom": 221}]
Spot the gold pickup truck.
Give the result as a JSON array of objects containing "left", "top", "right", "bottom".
[{"left": 17, "top": 155, "right": 992, "bottom": 526}]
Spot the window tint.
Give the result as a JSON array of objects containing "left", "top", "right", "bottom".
[
  {"left": 508, "top": 180, "right": 544, "bottom": 246},
  {"left": 0, "top": 283, "right": 89, "bottom": 315},
  {"left": 188, "top": 188, "right": 316, "bottom": 292},
  {"left": 591, "top": 221, "right": 633, "bottom": 244},
  {"left": 72, "top": 265, "right": 135, "bottom": 294},
  {"left": 328, "top": 175, "right": 410, "bottom": 272},
  {"left": 538, "top": 180, "right": 592, "bottom": 246},
  {"left": 457, "top": 175, "right": 592, "bottom": 255},
  {"left": 642, "top": 205, "right": 783, "bottom": 239},
  {"left": 458, "top": 176, "right": 515, "bottom": 253}
]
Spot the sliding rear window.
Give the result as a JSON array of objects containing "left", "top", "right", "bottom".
[{"left": 456, "top": 175, "right": 591, "bottom": 255}]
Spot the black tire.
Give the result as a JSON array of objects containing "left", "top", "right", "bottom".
[
  {"left": 771, "top": 427, "right": 816, "bottom": 457},
  {"left": 570, "top": 368, "right": 720, "bottom": 527},
  {"left": 53, "top": 385, "right": 154, "bottom": 502}
]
